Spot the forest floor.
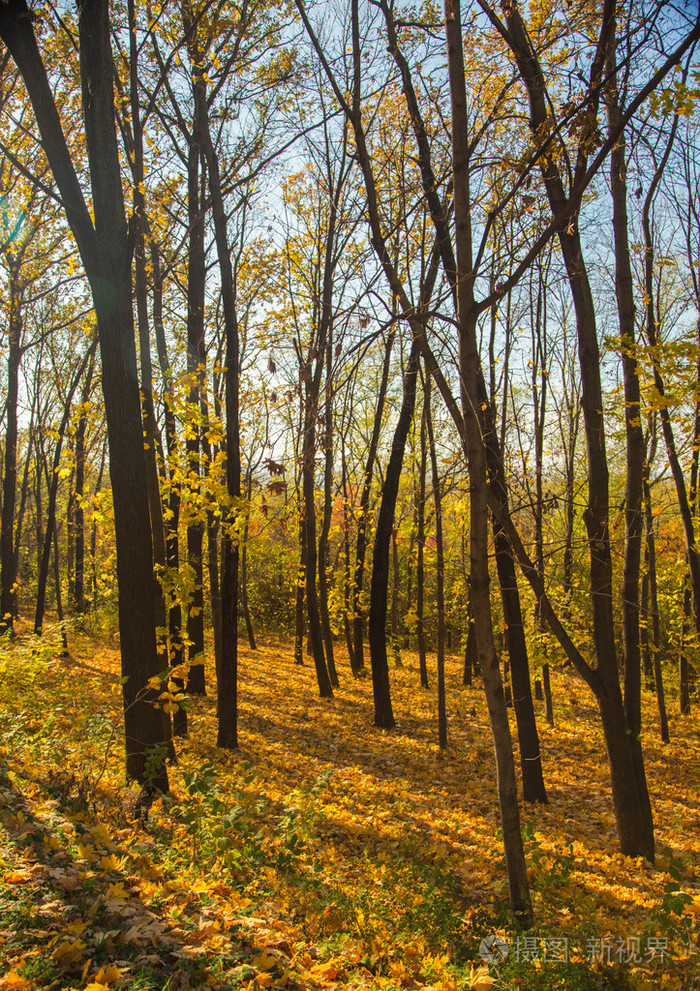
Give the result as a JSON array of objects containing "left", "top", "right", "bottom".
[{"left": 0, "top": 623, "right": 698, "bottom": 991}]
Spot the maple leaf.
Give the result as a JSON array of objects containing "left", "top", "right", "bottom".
[{"left": 0, "top": 972, "right": 32, "bottom": 991}]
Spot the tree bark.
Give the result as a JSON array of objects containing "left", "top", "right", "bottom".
[
  {"left": 426, "top": 371, "right": 447, "bottom": 749},
  {"left": 351, "top": 329, "right": 395, "bottom": 674},
  {"left": 416, "top": 389, "right": 429, "bottom": 689},
  {"left": 368, "top": 339, "right": 420, "bottom": 728},
  {"left": 445, "top": 0, "right": 532, "bottom": 924},
  {"left": 497, "top": 0, "right": 654, "bottom": 860},
  {"left": 0, "top": 258, "right": 22, "bottom": 636}
]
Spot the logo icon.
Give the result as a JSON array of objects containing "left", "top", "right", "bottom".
[{"left": 479, "top": 934, "right": 510, "bottom": 964}]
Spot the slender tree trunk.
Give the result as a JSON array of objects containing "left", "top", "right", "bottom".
[
  {"left": 318, "top": 322, "right": 337, "bottom": 684},
  {"left": 641, "top": 110, "right": 700, "bottom": 693},
  {"left": 607, "top": 40, "right": 646, "bottom": 760},
  {"left": 391, "top": 525, "right": 401, "bottom": 666},
  {"left": 151, "top": 245, "right": 187, "bottom": 738},
  {"left": 52, "top": 523, "right": 69, "bottom": 656},
  {"left": 369, "top": 339, "right": 420, "bottom": 728},
  {"left": 199, "top": 95, "right": 240, "bottom": 749},
  {"left": 69, "top": 350, "right": 94, "bottom": 618},
  {"left": 643, "top": 471, "right": 669, "bottom": 742},
  {"left": 241, "top": 474, "right": 257, "bottom": 651},
  {"left": 446, "top": 0, "right": 532, "bottom": 923},
  {"left": 294, "top": 510, "right": 306, "bottom": 666},
  {"left": 35, "top": 342, "right": 96, "bottom": 635},
  {"left": 341, "top": 447, "right": 355, "bottom": 669},
  {"left": 0, "top": 262, "right": 21, "bottom": 636},
  {"left": 416, "top": 390, "right": 429, "bottom": 688},
  {"left": 426, "top": 371, "right": 447, "bottom": 749},
  {"left": 184, "top": 64, "right": 208, "bottom": 694},
  {"left": 352, "top": 329, "right": 395, "bottom": 674},
  {"left": 500, "top": 0, "right": 653, "bottom": 859},
  {"left": 300, "top": 387, "right": 333, "bottom": 697}
]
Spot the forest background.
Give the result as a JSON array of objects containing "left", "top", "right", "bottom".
[{"left": 0, "top": 0, "right": 699, "bottom": 988}]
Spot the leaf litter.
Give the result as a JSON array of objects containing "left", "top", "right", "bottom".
[{"left": 0, "top": 624, "right": 698, "bottom": 990}]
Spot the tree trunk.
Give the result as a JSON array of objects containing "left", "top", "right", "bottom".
[
  {"left": 240, "top": 478, "right": 257, "bottom": 651},
  {"left": 643, "top": 470, "right": 669, "bottom": 742},
  {"left": 500, "top": 0, "right": 654, "bottom": 859},
  {"left": 35, "top": 341, "right": 96, "bottom": 635},
  {"left": 0, "top": 0, "right": 170, "bottom": 789},
  {"left": 69, "top": 349, "right": 95, "bottom": 618},
  {"left": 446, "top": 0, "right": 532, "bottom": 924},
  {"left": 151, "top": 244, "right": 187, "bottom": 739},
  {"left": 52, "top": 522, "right": 69, "bottom": 657},
  {"left": 294, "top": 511, "right": 306, "bottom": 666},
  {"left": 416, "top": 389, "right": 429, "bottom": 688},
  {"left": 184, "top": 65, "right": 208, "bottom": 694},
  {"left": 300, "top": 390, "right": 333, "bottom": 698},
  {"left": 369, "top": 339, "right": 420, "bottom": 728},
  {"left": 607, "top": 40, "right": 646, "bottom": 756},
  {"left": 426, "top": 371, "right": 447, "bottom": 749},
  {"left": 391, "top": 525, "right": 402, "bottom": 667},
  {"left": 341, "top": 446, "right": 355, "bottom": 670},
  {"left": 352, "top": 328, "right": 396, "bottom": 674},
  {"left": 199, "top": 85, "right": 240, "bottom": 749},
  {"left": 318, "top": 320, "right": 337, "bottom": 684},
  {"left": 0, "top": 262, "right": 21, "bottom": 636}
]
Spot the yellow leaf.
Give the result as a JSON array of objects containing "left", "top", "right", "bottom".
[
  {"left": 105, "top": 882, "right": 128, "bottom": 901},
  {"left": 0, "top": 971, "right": 33, "bottom": 991},
  {"left": 253, "top": 950, "right": 279, "bottom": 972},
  {"left": 468, "top": 965, "right": 496, "bottom": 990},
  {"left": 93, "top": 963, "right": 122, "bottom": 984},
  {"left": 51, "top": 938, "right": 86, "bottom": 966},
  {"left": 310, "top": 960, "right": 342, "bottom": 980},
  {"left": 89, "top": 824, "right": 113, "bottom": 848},
  {"left": 77, "top": 842, "right": 98, "bottom": 862}
]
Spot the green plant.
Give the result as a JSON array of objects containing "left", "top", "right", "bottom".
[{"left": 276, "top": 769, "right": 332, "bottom": 865}]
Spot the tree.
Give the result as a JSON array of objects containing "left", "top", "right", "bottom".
[{"left": 0, "top": 0, "right": 169, "bottom": 788}]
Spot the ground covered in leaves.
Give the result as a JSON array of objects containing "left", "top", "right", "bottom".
[{"left": 0, "top": 624, "right": 698, "bottom": 991}]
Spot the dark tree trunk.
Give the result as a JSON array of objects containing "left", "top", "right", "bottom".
[
  {"left": 241, "top": 474, "right": 257, "bottom": 651},
  {"left": 184, "top": 68, "right": 208, "bottom": 694},
  {"left": 51, "top": 523, "right": 69, "bottom": 657},
  {"left": 352, "top": 329, "right": 395, "bottom": 674},
  {"left": 199, "top": 88, "right": 240, "bottom": 749},
  {"left": 607, "top": 40, "right": 646, "bottom": 761},
  {"left": 0, "top": 261, "right": 21, "bottom": 636},
  {"left": 318, "top": 382, "right": 337, "bottom": 685},
  {"left": 641, "top": 107, "right": 699, "bottom": 699},
  {"left": 0, "top": 0, "right": 170, "bottom": 789},
  {"left": 500, "top": 0, "right": 654, "bottom": 859},
  {"left": 69, "top": 350, "right": 95, "bottom": 618},
  {"left": 426, "top": 371, "right": 447, "bottom": 749},
  {"left": 391, "top": 525, "right": 402, "bottom": 667},
  {"left": 643, "top": 470, "right": 669, "bottom": 742},
  {"left": 300, "top": 391, "right": 333, "bottom": 697},
  {"left": 368, "top": 339, "right": 420, "bottom": 728},
  {"left": 151, "top": 245, "right": 187, "bottom": 738},
  {"left": 446, "top": 0, "right": 532, "bottom": 923},
  {"left": 341, "top": 446, "right": 355, "bottom": 669},
  {"left": 294, "top": 511, "right": 306, "bottom": 666},
  {"left": 416, "top": 391, "right": 429, "bottom": 689},
  {"left": 35, "top": 341, "right": 97, "bottom": 635}
]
